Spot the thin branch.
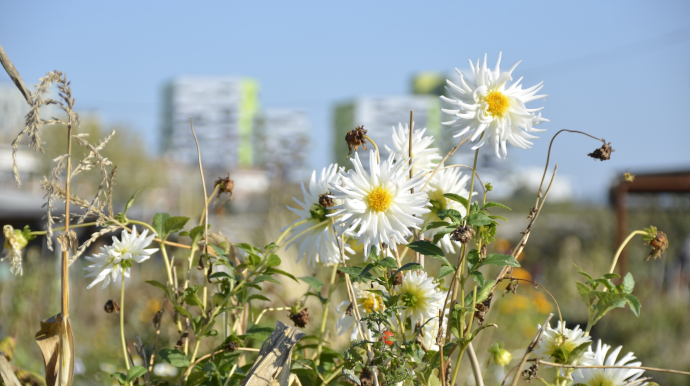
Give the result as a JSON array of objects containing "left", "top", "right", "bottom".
[
  {"left": 535, "top": 359, "right": 690, "bottom": 376},
  {"left": 504, "top": 313, "right": 553, "bottom": 386}
]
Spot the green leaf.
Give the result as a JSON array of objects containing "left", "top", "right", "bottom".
[
  {"left": 338, "top": 266, "right": 376, "bottom": 281},
  {"left": 209, "top": 272, "right": 231, "bottom": 280},
  {"left": 469, "top": 271, "right": 486, "bottom": 287},
  {"left": 437, "top": 209, "right": 463, "bottom": 223},
  {"left": 438, "top": 265, "right": 456, "bottom": 279},
  {"left": 152, "top": 213, "right": 170, "bottom": 238},
  {"left": 624, "top": 294, "right": 641, "bottom": 317},
  {"left": 163, "top": 216, "right": 190, "bottom": 238},
  {"left": 189, "top": 225, "right": 207, "bottom": 244},
  {"left": 552, "top": 346, "right": 569, "bottom": 364},
  {"left": 476, "top": 253, "right": 520, "bottom": 269},
  {"left": 443, "top": 193, "right": 469, "bottom": 208},
  {"left": 183, "top": 285, "right": 203, "bottom": 307},
  {"left": 145, "top": 280, "right": 172, "bottom": 300},
  {"left": 432, "top": 226, "right": 457, "bottom": 244},
  {"left": 360, "top": 263, "right": 377, "bottom": 279},
  {"left": 158, "top": 348, "right": 190, "bottom": 367},
  {"left": 620, "top": 272, "right": 635, "bottom": 294},
  {"left": 126, "top": 366, "right": 147, "bottom": 382},
  {"left": 342, "top": 369, "right": 361, "bottom": 385},
  {"left": 379, "top": 257, "right": 398, "bottom": 268},
  {"left": 264, "top": 268, "right": 299, "bottom": 283},
  {"left": 246, "top": 294, "right": 270, "bottom": 302},
  {"left": 243, "top": 324, "right": 274, "bottom": 341},
  {"left": 488, "top": 215, "right": 508, "bottom": 222},
  {"left": 466, "top": 213, "right": 492, "bottom": 227},
  {"left": 464, "top": 281, "right": 495, "bottom": 306},
  {"left": 600, "top": 273, "right": 621, "bottom": 280},
  {"left": 393, "top": 263, "right": 423, "bottom": 277},
  {"left": 586, "top": 278, "right": 616, "bottom": 292},
  {"left": 253, "top": 275, "right": 281, "bottom": 285},
  {"left": 265, "top": 254, "right": 281, "bottom": 267},
  {"left": 299, "top": 276, "right": 324, "bottom": 293},
  {"left": 111, "top": 372, "right": 126, "bottom": 385},
  {"left": 420, "top": 221, "right": 452, "bottom": 235},
  {"left": 570, "top": 342, "right": 592, "bottom": 362},
  {"left": 124, "top": 190, "right": 140, "bottom": 215},
  {"left": 575, "top": 282, "right": 596, "bottom": 306},
  {"left": 466, "top": 249, "right": 481, "bottom": 272},
  {"left": 593, "top": 291, "right": 628, "bottom": 322},
  {"left": 174, "top": 306, "right": 194, "bottom": 321},
  {"left": 574, "top": 263, "right": 593, "bottom": 281},
  {"left": 210, "top": 244, "right": 228, "bottom": 259},
  {"left": 482, "top": 201, "right": 511, "bottom": 211},
  {"left": 408, "top": 240, "right": 451, "bottom": 265}
]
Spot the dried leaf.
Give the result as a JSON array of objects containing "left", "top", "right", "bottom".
[{"left": 35, "top": 314, "right": 74, "bottom": 386}]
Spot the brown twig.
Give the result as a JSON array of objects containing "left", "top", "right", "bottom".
[
  {"left": 0, "top": 43, "right": 32, "bottom": 105},
  {"left": 535, "top": 359, "right": 690, "bottom": 376},
  {"left": 503, "top": 313, "right": 553, "bottom": 386}
]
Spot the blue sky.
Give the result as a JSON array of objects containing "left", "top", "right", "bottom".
[{"left": 1, "top": 0, "right": 689, "bottom": 201}]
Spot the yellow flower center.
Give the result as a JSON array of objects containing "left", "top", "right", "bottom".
[
  {"left": 585, "top": 374, "right": 614, "bottom": 386},
  {"left": 367, "top": 186, "right": 393, "bottom": 213},
  {"left": 484, "top": 90, "right": 510, "bottom": 117},
  {"left": 361, "top": 295, "right": 383, "bottom": 313}
]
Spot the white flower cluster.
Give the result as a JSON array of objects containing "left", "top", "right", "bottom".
[{"left": 534, "top": 321, "right": 648, "bottom": 386}]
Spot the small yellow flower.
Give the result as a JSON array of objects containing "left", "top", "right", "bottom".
[
  {"left": 2, "top": 225, "right": 35, "bottom": 276},
  {"left": 488, "top": 342, "right": 513, "bottom": 367}
]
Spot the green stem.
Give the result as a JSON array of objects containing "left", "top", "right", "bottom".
[
  {"left": 323, "top": 364, "right": 344, "bottom": 385},
  {"left": 29, "top": 222, "right": 97, "bottom": 236},
  {"left": 275, "top": 219, "right": 308, "bottom": 246},
  {"left": 609, "top": 230, "right": 647, "bottom": 274},
  {"left": 199, "top": 185, "right": 220, "bottom": 226},
  {"left": 120, "top": 269, "right": 131, "bottom": 370},
  {"left": 315, "top": 263, "right": 339, "bottom": 366},
  {"left": 451, "top": 345, "right": 468, "bottom": 386},
  {"left": 458, "top": 148, "right": 480, "bottom": 306}
]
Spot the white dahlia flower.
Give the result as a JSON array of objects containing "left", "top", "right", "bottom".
[
  {"left": 399, "top": 271, "right": 447, "bottom": 328},
  {"left": 329, "top": 151, "right": 430, "bottom": 258},
  {"left": 572, "top": 340, "right": 646, "bottom": 386},
  {"left": 285, "top": 164, "right": 352, "bottom": 267},
  {"left": 384, "top": 122, "right": 441, "bottom": 174},
  {"left": 417, "top": 299, "right": 448, "bottom": 351},
  {"left": 336, "top": 281, "right": 389, "bottom": 340},
  {"left": 84, "top": 226, "right": 158, "bottom": 289},
  {"left": 422, "top": 168, "right": 472, "bottom": 253},
  {"left": 441, "top": 52, "right": 548, "bottom": 158},
  {"left": 533, "top": 321, "right": 594, "bottom": 365}
]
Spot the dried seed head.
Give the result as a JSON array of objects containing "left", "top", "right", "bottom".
[
  {"left": 474, "top": 293, "right": 493, "bottom": 326},
  {"left": 522, "top": 363, "right": 539, "bottom": 383},
  {"left": 451, "top": 225, "right": 475, "bottom": 244},
  {"left": 214, "top": 174, "right": 234, "bottom": 198},
  {"left": 393, "top": 272, "right": 403, "bottom": 286},
  {"left": 152, "top": 310, "right": 163, "bottom": 328},
  {"left": 588, "top": 141, "right": 614, "bottom": 161},
  {"left": 104, "top": 299, "right": 120, "bottom": 314},
  {"left": 503, "top": 279, "right": 519, "bottom": 297},
  {"left": 647, "top": 230, "right": 669, "bottom": 261},
  {"left": 345, "top": 126, "right": 368, "bottom": 156},
  {"left": 360, "top": 368, "right": 375, "bottom": 386},
  {"left": 318, "top": 192, "right": 335, "bottom": 208},
  {"left": 289, "top": 308, "right": 310, "bottom": 328},
  {"left": 224, "top": 341, "right": 238, "bottom": 352},
  {"left": 624, "top": 172, "right": 635, "bottom": 182},
  {"left": 175, "top": 333, "right": 189, "bottom": 349}
]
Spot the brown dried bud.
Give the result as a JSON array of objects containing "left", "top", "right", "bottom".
[
  {"left": 503, "top": 279, "right": 519, "bottom": 297},
  {"left": 393, "top": 272, "right": 403, "bottom": 286},
  {"left": 527, "top": 206, "right": 537, "bottom": 220},
  {"left": 289, "top": 308, "right": 310, "bottom": 328},
  {"left": 647, "top": 230, "right": 669, "bottom": 261},
  {"left": 522, "top": 363, "right": 539, "bottom": 383},
  {"left": 480, "top": 244, "right": 487, "bottom": 258},
  {"left": 214, "top": 174, "right": 235, "bottom": 198},
  {"left": 345, "top": 125, "right": 368, "bottom": 156},
  {"left": 451, "top": 225, "right": 475, "bottom": 244},
  {"left": 104, "top": 300, "right": 120, "bottom": 314},
  {"left": 360, "top": 368, "right": 375, "bottom": 386},
  {"left": 175, "top": 333, "right": 189, "bottom": 349},
  {"left": 224, "top": 341, "right": 238, "bottom": 352},
  {"left": 152, "top": 310, "right": 163, "bottom": 328},
  {"left": 197, "top": 255, "right": 205, "bottom": 271},
  {"left": 588, "top": 141, "right": 614, "bottom": 161},
  {"left": 318, "top": 192, "right": 335, "bottom": 208},
  {"left": 474, "top": 293, "right": 493, "bottom": 326}
]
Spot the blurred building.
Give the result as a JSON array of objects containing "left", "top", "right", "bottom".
[
  {"left": 0, "top": 82, "right": 31, "bottom": 144},
  {"left": 333, "top": 95, "right": 442, "bottom": 168},
  {"left": 160, "top": 76, "right": 260, "bottom": 170},
  {"left": 255, "top": 109, "right": 310, "bottom": 182}
]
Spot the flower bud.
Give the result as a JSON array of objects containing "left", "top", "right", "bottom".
[{"left": 489, "top": 342, "right": 512, "bottom": 367}]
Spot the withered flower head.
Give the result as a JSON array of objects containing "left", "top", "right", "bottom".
[
  {"left": 624, "top": 172, "right": 635, "bottom": 182},
  {"left": 393, "top": 272, "right": 403, "bottom": 286},
  {"left": 175, "top": 333, "right": 189, "bottom": 349},
  {"left": 289, "top": 308, "right": 310, "bottom": 328},
  {"left": 104, "top": 299, "right": 120, "bottom": 314},
  {"left": 643, "top": 226, "right": 668, "bottom": 261},
  {"left": 450, "top": 225, "right": 475, "bottom": 244},
  {"left": 224, "top": 341, "right": 238, "bottom": 352},
  {"left": 214, "top": 174, "right": 235, "bottom": 198},
  {"left": 318, "top": 192, "right": 335, "bottom": 208},
  {"left": 587, "top": 141, "right": 614, "bottom": 161},
  {"left": 345, "top": 125, "right": 368, "bottom": 156},
  {"left": 360, "top": 368, "right": 375, "bottom": 386},
  {"left": 474, "top": 293, "right": 492, "bottom": 326},
  {"left": 152, "top": 310, "right": 163, "bottom": 328}
]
